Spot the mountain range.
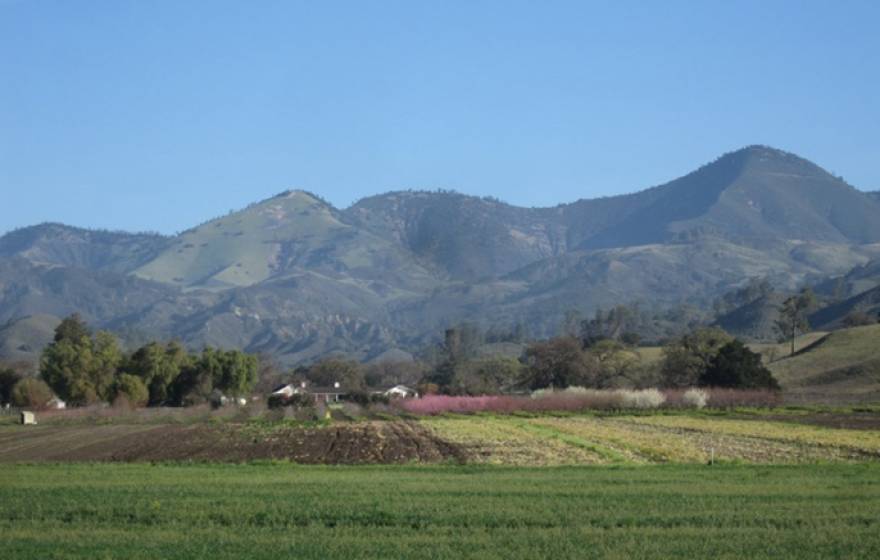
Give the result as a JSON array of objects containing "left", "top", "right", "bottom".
[{"left": 3, "top": 145, "right": 880, "bottom": 365}]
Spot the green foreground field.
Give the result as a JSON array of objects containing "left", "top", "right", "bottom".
[{"left": 2, "top": 463, "right": 879, "bottom": 559}]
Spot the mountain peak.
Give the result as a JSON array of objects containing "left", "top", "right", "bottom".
[
  {"left": 736, "top": 144, "right": 789, "bottom": 156},
  {"left": 720, "top": 145, "right": 832, "bottom": 179}
]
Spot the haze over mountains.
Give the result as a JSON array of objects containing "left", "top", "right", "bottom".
[{"left": 3, "top": 146, "right": 880, "bottom": 365}]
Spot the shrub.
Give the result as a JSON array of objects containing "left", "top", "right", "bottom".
[
  {"left": 682, "top": 388, "right": 708, "bottom": 409},
  {"left": 11, "top": 378, "right": 55, "bottom": 409},
  {"left": 618, "top": 389, "right": 666, "bottom": 409}
]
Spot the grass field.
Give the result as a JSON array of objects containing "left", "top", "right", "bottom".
[{"left": 2, "top": 463, "right": 879, "bottom": 559}]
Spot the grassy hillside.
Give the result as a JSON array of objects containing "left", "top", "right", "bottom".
[
  {"left": 0, "top": 314, "right": 60, "bottom": 365},
  {"left": 134, "top": 191, "right": 352, "bottom": 288},
  {"left": 0, "top": 223, "right": 168, "bottom": 273},
  {"left": 770, "top": 324, "right": 880, "bottom": 403},
  {"left": 750, "top": 332, "right": 829, "bottom": 362}
]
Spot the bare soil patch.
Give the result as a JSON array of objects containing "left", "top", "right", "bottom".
[{"left": 0, "top": 421, "right": 467, "bottom": 464}]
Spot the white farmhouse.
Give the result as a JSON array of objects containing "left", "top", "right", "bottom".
[{"left": 383, "top": 385, "right": 419, "bottom": 399}]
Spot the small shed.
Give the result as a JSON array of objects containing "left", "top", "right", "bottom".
[{"left": 21, "top": 411, "right": 36, "bottom": 425}]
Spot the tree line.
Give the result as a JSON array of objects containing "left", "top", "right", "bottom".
[
  {"left": 413, "top": 315, "right": 778, "bottom": 395},
  {"left": 1, "top": 311, "right": 781, "bottom": 409},
  {"left": 1, "top": 314, "right": 258, "bottom": 409}
]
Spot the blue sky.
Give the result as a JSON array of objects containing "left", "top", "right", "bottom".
[{"left": 2, "top": 0, "right": 878, "bottom": 235}]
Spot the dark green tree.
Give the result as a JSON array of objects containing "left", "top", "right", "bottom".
[
  {"left": 588, "top": 340, "right": 641, "bottom": 388},
  {"left": 0, "top": 367, "right": 22, "bottom": 405},
  {"left": 214, "top": 349, "right": 259, "bottom": 396},
  {"left": 91, "top": 331, "right": 123, "bottom": 400},
  {"left": 521, "top": 337, "right": 599, "bottom": 390},
  {"left": 580, "top": 305, "right": 640, "bottom": 347},
  {"left": 660, "top": 327, "right": 734, "bottom": 387},
  {"left": 449, "top": 357, "right": 525, "bottom": 395},
  {"left": 304, "top": 358, "right": 363, "bottom": 390},
  {"left": 41, "top": 320, "right": 96, "bottom": 405},
  {"left": 426, "top": 326, "right": 480, "bottom": 389},
  {"left": 53, "top": 313, "right": 91, "bottom": 343},
  {"left": 364, "top": 360, "right": 427, "bottom": 389},
  {"left": 127, "top": 341, "right": 191, "bottom": 405},
  {"left": 168, "top": 363, "right": 214, "bottom": 406},
  {"left": 700, "top": 340, "right": 780, "bottom": 390},
  {"left": 40, "top": 316, "right": 123, "bottom": 405}
]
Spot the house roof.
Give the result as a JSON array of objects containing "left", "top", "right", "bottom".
[
  {"left": 385, "top": 385, "right": 416, "bottom": 392},
  {"left": 307, "top": 386, "right": 348, "bottom": 394}
]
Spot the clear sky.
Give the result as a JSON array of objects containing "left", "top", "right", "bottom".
[{"left": 2, "top": 0, "right": 878, "bottom": 235}]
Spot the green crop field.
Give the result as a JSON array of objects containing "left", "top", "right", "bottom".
[
  {"left": 2, "top": 463, "right": 879, "bottom": 559},
  {"left": 3, "top": 406, "right": 879, "bottom": 557}
]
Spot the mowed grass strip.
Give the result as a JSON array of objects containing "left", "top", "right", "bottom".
[
  {"left": 1, "top": 464, "right": 879, "bottom": 559},
  {"left": 628, "top": 416, "right": 880, "bottom": 455}
]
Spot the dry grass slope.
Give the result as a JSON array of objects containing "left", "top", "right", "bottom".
[{"left": 769, "top": 324, "right": 880, "bottom": 404}]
